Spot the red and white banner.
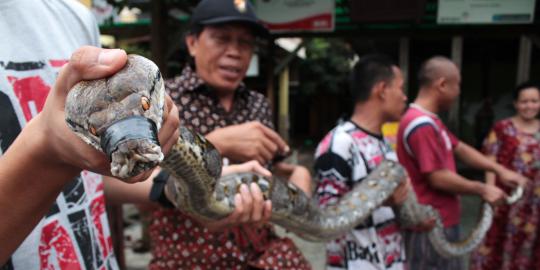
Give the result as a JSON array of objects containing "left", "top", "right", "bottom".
[{"left": 254, "top": 0, "right": 335, "bottom": 33}]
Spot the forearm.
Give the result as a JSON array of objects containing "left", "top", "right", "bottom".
[
  {"left": 288, "top": 166, "right": 313, "bottom": 196},
  {"left": 426, "top": 169, "right": 484, "bottom": 196},
  {"left": 485, "top": 172, "right": 497, "bottom": 185},
  {"left": 103, "top": 175, "right": 156, "bottom": 206},
  {"left": 0, "top": 121, "right": 80, "bottom": 263},
  {"left": 205, "top": 130, "right": 229, "bottom": 156},
  {"left": 454, "top": 142, "right": 500, "bottom": 173},
  {"left": 274, "top": 162, "right": 312, "bottom": 195}
]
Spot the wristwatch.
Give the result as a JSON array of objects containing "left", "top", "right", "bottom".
[{"left": 149, "top": 170, "right": 175, "bottom": 208}]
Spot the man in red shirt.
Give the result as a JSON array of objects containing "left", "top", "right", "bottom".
[{"left": 396, "top": 56, "right": 527, "bottom": 269}]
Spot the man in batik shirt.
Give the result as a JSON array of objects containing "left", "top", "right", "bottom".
[{"left": 148, "top": 0, "right": 312, "bottom": 269}]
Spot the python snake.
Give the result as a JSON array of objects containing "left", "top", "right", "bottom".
[{"left": 65, "top": 55, "right": 521, "bottom": 256}]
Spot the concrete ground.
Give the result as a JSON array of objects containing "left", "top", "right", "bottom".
[{"left": 123, "top": 147, "right": 483, "bottom": 269}]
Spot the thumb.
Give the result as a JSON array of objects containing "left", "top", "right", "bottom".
[
  {"left": 50, "top": 46, "right": 127, "bottom": 108},
  {"left": 249, "top": 161, "right": 271, "bottom": 177}
]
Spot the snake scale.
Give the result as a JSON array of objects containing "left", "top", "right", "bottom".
[{"left": 65, "top": 55, "right": 521, "bottom": 257}]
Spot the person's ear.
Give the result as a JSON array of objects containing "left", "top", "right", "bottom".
[
  {"left": 374, "top": 81, "right": 387, "bottom": 100},
  {"left": 435, "top": 77, "right": 446, "bottom": 93},
  {"left": 185, "top": 35, "right": 197, "bottom": 57}
]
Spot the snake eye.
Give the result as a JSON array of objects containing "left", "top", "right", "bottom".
[
  {"left": 90, "top": 125, "right": 97, "bottom": 136},
  {"left": 141, "top": 96, "right": 150, "bottom": 111}
]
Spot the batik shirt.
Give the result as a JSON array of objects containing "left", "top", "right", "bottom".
[
  {"left": 166, "top": 66, "right": 273, "bottom": 137},
  {"left": 315, "top": 120, "right": 405, "bottom": 270},
  {"left": 148, "top": 66, "right": 310, "bottom": 270}
]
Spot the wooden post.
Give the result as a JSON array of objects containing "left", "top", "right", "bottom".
[
  {"left": 449, "top": 36, "right": 463, "bottom": 135},
  {"left": 399, "top": 37, "right": 410, "bottom": 95},
  {"left": 517, "top": 35, "right": 532, "bottom": 84},
  {"left": 278, "top": 66, "right": 290, "bottom": 142},
  {"left": 266, "top": 39, "right": 275, "bottom": 116}
]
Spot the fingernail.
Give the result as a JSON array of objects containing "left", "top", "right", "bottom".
[
  {"left": 284, "top": 145, "right": 290, "bottom": 153},
  {"left": 98, "top": 49, "right": 124, "bottom": 65},
  {"left": 234, "top": 194, "right": 242, "bottom": 205},
  {"left": 250, "top": 182, "right": 260, "bottom": 192},
  {"left": 240, "top": 184, "right": 249, "bottom": 193}
]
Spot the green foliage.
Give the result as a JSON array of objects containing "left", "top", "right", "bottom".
[
  {"left": 104, "top": 0, "right": 129, "bottom": 8},
  {"left": 299, "top": 38, "right": 354, "bottom": 96},
  {"left": 119, "top": 44, "right": 151, "bottom": 59},
  {"left": 105, "top": 0, "right": 200, "bottom": 10}
]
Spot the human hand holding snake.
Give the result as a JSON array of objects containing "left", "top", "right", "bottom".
[{"left": 64, "top": 54, "right": 406, "bottom": 242}]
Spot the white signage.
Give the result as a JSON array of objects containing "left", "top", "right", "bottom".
[
  {"left": 254, "top": 0, "right": 335, "bottom": 33},
  {"left": 438, "top": 0, "right": 536, "bottom": 24}
]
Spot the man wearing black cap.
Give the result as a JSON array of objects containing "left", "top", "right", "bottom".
[{"left": 148, "top": 0, "right": 313, "bottom": 269}]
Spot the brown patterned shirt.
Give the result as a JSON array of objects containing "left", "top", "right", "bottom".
[
  {"left": 165, "top": 66, "right": 274, "bottom": 137},
  {"left": 149, "top": 67, "right": 310, "bottom": 270}
]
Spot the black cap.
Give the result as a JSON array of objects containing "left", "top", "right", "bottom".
[{"left": 190, "top": 0, "right": 269, "bottom": 37}]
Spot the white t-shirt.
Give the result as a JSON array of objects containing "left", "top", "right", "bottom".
[
  {"left": 315, "top": 121, "right": 406, "bottom": 270},
  {"left": 0, "top": 0, "right": 118, "bottom": 269}
]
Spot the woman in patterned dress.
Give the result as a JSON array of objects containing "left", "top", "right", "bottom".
[{"left": 470, "top": 81, "right": 540, "bottom": 270}]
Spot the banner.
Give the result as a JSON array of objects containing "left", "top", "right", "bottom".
[
  {"left": 438, "top": 0, "right": 536, "bottom": 24},
  {"left": 254, "top": 0, "right": 334, "bottom": 33}
]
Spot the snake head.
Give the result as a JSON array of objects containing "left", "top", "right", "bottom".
[{"left": 65, "top": 55, "right": 165, "bottom": 179}]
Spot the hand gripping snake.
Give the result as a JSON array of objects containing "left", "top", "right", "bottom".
[{"left": 65, "top": 55, "right": 522, "bottom": 256}]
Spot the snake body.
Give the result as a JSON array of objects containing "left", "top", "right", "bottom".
[
  {"left": 395, "top": 191, "right": 494, "bottom": 257},
  {"left": 162, "top": 129, "right": 404, "bottom": 241},
  {"left": 65, "top": 55, "right": 518, "bottom": 256},
  {"left": 396, "top": 185, "right": 523, "bottom": 257}
]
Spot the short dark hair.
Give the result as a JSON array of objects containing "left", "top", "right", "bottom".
[
  {"left": 513, "top": 81, "right": 540, "bottom": 101},
  {"left": 417, "top": 56, "right": 452, "bottom": 88},
  {"left": 349, "top": 54, "right": 395, "bottom": 103}
]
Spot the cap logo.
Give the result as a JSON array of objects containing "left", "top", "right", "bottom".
[{"left": 234, "top": 0, "right": 247, "bottom": 13}]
